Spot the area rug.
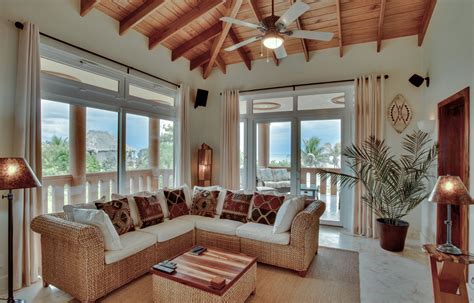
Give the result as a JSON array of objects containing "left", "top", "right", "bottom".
[{"left": 99, "top": 246, "right": 360, "bottom": 303}]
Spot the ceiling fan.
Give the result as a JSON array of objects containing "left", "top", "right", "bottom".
[{"left": 220, "top": 0, "right": 334, "bottom": 59}]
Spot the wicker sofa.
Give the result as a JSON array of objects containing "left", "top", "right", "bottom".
[{"left": 31, "top": 200, "right": 325, "bottom": 303}]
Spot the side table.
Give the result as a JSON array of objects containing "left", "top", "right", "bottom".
[{"left": 423, "top": 244, "right": 473, "bottom": 303}]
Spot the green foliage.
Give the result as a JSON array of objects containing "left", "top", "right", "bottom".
[
  {"left": 42, "top": 135, "right": 70, "bottom": 176},
  {"left": 301, "top": 137, "right": 330, "bottom": 167},
  {"left": 316, "top": 130, "right": 437, "bottom": 224},
  {"left": 269, "top": 159, "right": 290, "bottom": 167},
  {"left": 159, "top": 123, "right": 174, "bottom": 169}
]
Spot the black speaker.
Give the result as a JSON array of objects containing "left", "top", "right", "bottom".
[
  {"left": 409, "top": 74, "right": 430, "bottom": 87},
  {"left": 194, "top": 89, "right": 209, "bottom": 108}
]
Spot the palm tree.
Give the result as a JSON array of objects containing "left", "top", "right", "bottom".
[
  {"left": 324, "top": 142, "right": 341, "bottom": 168},
  {"left": 301, "top": 137, "right": 328, "bottom": 167}
]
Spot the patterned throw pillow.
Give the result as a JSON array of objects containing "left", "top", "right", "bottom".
[
  {"left": 249, "top": 192, "right": 286, "bottom": 225},
  {"left": 95, "top": 198, "right": 135, "bottom": 235},
  {"left": 220, "top": 191, "right": 253, "bottom": 223},
  {"left": 190, "top": 189, "right": 219, "bottom": 217},
  {"left": 134, "top": 195, "right": 164, "bottom": 228},
  {"left": 163, "top": 189, "right": 189, "bottom": 219}
]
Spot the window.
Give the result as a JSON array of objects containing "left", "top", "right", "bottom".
[
  {"left": 252, "top": 97, "right": 293, "bottom": 113},
  {"left": 40, "top": 42, "right": 178, "bottom": 213},
  {"left": 298, "top": 93, "right": 345, "bottom": 111}
]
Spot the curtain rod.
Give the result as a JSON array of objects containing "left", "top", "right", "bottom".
[
  {"left": 14, "top": 21, "right": 180, "bottom": 88},
  {"left": 220, "top": 75, "right": 389, "bottom": 95}
]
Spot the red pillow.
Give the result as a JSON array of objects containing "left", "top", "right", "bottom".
[
  {"left": 134, "top": 195, "right": 164, "bottom": 228},
  {"left": 249, "top": 192, "right": 286, "bottom": 225},
  {"left": 163, "top": 189, "right": 189, "bottom": 219},
  {"left": 221, "top": 191, "right": 253, "bottom": 223}
]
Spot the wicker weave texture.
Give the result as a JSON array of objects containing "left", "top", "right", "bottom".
[
  {"left": 196, "top": 229, "right": 241, "bottom": 253},
  {"left": 156, "top": 231, "right": 194, "bottom": 262},
  {"left": 152, "top": 263, "right": 256, "bottom": 303}
]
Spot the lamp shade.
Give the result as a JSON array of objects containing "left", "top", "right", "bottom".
[
  {"left": 428, "top": 175, "right": 472, "bottom": 205},
  {"left": 0, "top": 158, "right": 41, "bottom": 190}
]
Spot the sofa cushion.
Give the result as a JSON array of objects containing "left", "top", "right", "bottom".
[
  {"left": 174, "top": 215, "right": 213, "bottom": 226},
  {"left": 139, "top": 219, "right": 194, "bottom": 242},
  {"left": 73, "top": 208, "right": 122, "bottom": 251},
  {"left": 104, "top": 231, "right": 156, "bottom": 264},
  {"left": 134, "top": 195, "right": 164, "bottom": 228},
  {"left": 111, "top": 191, "right": 153, "bottom": 227},
  {"left": 273, "top": 197, "right": 304, "bottom": 234},
  {"left": 163, "top": 188, "right": 189, "bottom": 219},
  {"left": 236, "top": 222, "right": 290, "bottom": 245},
  {"left": 196, "top": 218, "right": 244, "bottom": 236},
  {"left": 95, "top": 198, "right": 135, "bottom": 235},
  {"left": 190, "top": 189, "right": 219, "bottom": 217},
  {"left": 272, "top": 169, "right": 290, "bottom": 181},
  {"left": 63, "top": 196, "right": 106, "bottom": 221},
  {"left": 220, "top": 191, "right": 253, "bottom": 223},
  {"left": 257, "top": 168, "right": 274, "bottom": 182},
  {"left": 249, "top": 192, "right": 285, "bottom": 225}
]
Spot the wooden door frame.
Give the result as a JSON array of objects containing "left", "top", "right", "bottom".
[{"left": 436, "top": 87, "right": 470, "bottom": 252}]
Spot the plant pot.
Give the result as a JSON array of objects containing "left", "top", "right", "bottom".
[{"left": 376, "top": 218, "right": 409, "bottom": 252}]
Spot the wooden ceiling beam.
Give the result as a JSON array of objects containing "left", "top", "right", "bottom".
[
  {"left": 190, "top": 52, "right": 211, "bottom": 71},
  {"left": 80, "top": 0, "right": 100, "bottom": 17},
  {"left": 228, "top": 28, "right": 252, "bottom": 70},
  {"left": 335, "top": 0, "right": 343, "bottom": 57},
  {"left": 171, "top": 22, "right": 222, "bottom": 62},
  {"left": 120, "top": 0, "right": 166, "bottom": 36},
  {"left": 216, "top": 55, "right": 227, "bottom": 74},
  {"left": 247, "top": 0, "right": 279, "bottom": 66},
  {"left": 149, "top": 0, "right": 223, "bottom": 50},
  {"left": 290, "top": 0, "right": 309, "bottom": 62},
  {"left": 418, "top": 0, "right": 437, "bottom": 46},
  {"left": 376, "top": 0, "right": 386, "bottom": 52},
  {"left": 203, "top": 0, "right": 243, "bottom": 79}
]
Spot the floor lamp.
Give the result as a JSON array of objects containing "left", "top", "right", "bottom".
[{"left": 0, "top": 158, "right": 41, "bottom": 303}]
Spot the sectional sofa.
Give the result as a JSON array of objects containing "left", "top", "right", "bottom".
[{"left": 31, "top": 190, "right": 325, "bottom": 303}]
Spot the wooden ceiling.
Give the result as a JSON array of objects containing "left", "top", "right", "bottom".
[{"left": 80, "top": 0, "right": 436, "bottom": 79}]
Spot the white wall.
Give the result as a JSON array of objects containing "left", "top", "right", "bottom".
[
  {"left": 0, "top": 0, "right": 209, "bottom": 291},
  {"left": 191, "top": 36, "right": 425, "bottom": 235},
  {"left": 418, "top": 0, "right": 474, "bottom": 283}
]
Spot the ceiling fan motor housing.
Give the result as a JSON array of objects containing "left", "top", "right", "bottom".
[{"left": 263, "top": 15, "right": 281, "bottom": 32}]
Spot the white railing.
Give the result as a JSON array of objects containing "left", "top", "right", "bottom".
[{"left": 42, "top": 169, "right": 174, "bottom": 213}]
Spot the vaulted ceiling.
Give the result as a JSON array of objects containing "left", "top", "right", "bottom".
[{"left": 80, "top": 0, "right": 436, "bottom": 79}]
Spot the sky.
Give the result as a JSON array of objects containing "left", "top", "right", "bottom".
[{"left": 41, "top": 100, "right": 171, "bottom": 150}]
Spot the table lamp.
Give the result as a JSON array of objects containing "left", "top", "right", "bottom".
[
  {"left": 0, "top": 158, "right": 41, "bottom": 303},
  {"left": 428, "top": 175, "right": 472, "bottom": 255}
]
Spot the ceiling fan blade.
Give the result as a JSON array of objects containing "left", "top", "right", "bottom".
[
  {"left": 289, "top": 30, "right": 334, "bottom": 41},
  {"left": 274, "top": 45, "right": 287, "bottom": 59},
  {"left": 220, "top": 17, "right": 260, "bottom": 29},
  {"left": 224, "top": 36, "right": 262, "bottom": 52},
  {"left": 276, "top": 1, "right": 310, "bottom": 28}
]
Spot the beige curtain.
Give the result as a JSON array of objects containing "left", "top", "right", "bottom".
[
  {"left": 175, "top": 84, "right": 191, "bottom": 186},
  {"left": 12, "top": 22, "right": 43, "bottom": 289},
  {"left": 220, "top": 90, "right": 240, "bottom": 189},
  {"left": 353, "top": 74, "right": 385, "bottom": 238}
]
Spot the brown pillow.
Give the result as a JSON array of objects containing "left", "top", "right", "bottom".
[
  {"left": 220, "top": 191, "right": 253, "bottom": 223},
  {"left": 163, "top": 189, "right": 189, "bottom": 219},
  {"left": 249, "top": 192, "right": 285, "bottom": 225},
  {"left": 95, "top": 198, "right": 135, "bottom": 235},
  {"left": 134, "top": 195, "right": 164, "bottom": 228},
  {"left": 190, "top": 189, "right": 219, "bottom": 217}
]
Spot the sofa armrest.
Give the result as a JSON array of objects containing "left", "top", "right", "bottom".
[
  {"left": 290, "top": 201, "right": 326, "bottom": 248},
  {"left": 31, "top": 213, "right": 104, "bottom": 249}
]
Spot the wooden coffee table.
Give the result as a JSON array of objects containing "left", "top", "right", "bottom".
[{"left": 150, "top": 247, "right": 257, "bottom": 303}]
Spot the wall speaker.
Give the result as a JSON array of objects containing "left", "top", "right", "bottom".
[
  {"left": 409, "top": 74, "right": 430, "bottom": 87},
  {"left": 194, "top": 89, "right": 209, "bottom": 108}
]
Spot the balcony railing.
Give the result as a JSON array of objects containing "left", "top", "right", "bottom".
[{"left": 42, "top": 168, "right": 174, "bottom": 213}]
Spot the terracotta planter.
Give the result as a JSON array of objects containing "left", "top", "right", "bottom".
[{"left": 376, "top": 218, "right": 409, "bottom": 252}]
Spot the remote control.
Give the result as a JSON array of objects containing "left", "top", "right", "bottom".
[
  {"left": 153, "top": 264, "right": 175, "bottom": 274},
  {"left": 191, "top": 246, "right": 204, "bottom": 253},
  {"left": 159, "top": 262, "right": 177, "bottom": 270}
]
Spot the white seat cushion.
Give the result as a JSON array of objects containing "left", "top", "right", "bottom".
[
  {"left": 196, "top": 218, "right": 244, "bottom": 236},
  {"left": 105, "top": 231, "right": 156, "bottom": 264},
  {"left": 174, "top": 215, "right": 213, "bottom": 226},
  {"left": 140, "top": 219, "right": 194, "bottom": 242},
  {"left": 236, "top": 223, "right": 290, "bottom": 245}
]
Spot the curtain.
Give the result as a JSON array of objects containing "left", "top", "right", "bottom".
[
  {"left": 219, "top": 90, "right": 240, "bottom": 189},
  {"left": 175, "top": 84, "right": 191, "bottom": 187},
  {"left": 353, "top": 74, "right": 385, "bottom": 238},
  {"left": 12, "top": 22, "right": 43, "bottom": 289}
]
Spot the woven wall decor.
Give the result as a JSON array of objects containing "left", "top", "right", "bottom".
[{"left": 388, "top": 94, "right": 412, "bottom": 133}]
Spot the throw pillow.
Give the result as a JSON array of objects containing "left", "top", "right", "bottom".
[
  {"left": 190, "top": 189, "right": 220, "bottom": 217},
  {"left": 273, "top": 197, "right": 304, "bottom": 234},
  {"left": 134, "top": 195, "right": 164, "bottom": 228},
  {"left": 221, "top": 191, "right": 253, "bottom": 223},
  {"left": 95, "top": 198, "right": 135, "bottom": 235},
  {"left": 63, "top": 196, "right": 106, "bottom": 221},
  {"left": 73, "top": 208, "right": 122, "bottom": 251},
  {"left": 163, "top": 188, "right": 189, "bottom": 219},
  {"left": 250, "top": 192, "right": 286, "bottom": 225},
  {"left": 111, "top": 191, "right": 152, "bottom": 228}
]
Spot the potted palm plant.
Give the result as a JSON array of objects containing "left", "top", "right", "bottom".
[{"left": 317, "top": 130, "right": 437, "bottom": 252}]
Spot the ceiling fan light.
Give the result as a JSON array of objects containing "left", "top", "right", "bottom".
[{"left": 263, "top": 34, "right": 284, "bottom": 49}]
